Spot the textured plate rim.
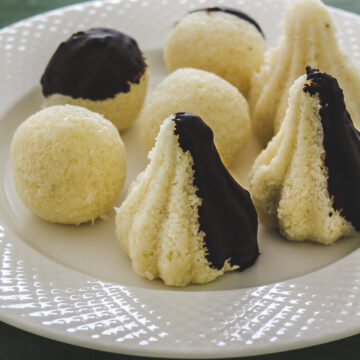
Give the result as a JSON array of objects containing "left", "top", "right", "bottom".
[{"left": 0, "top": 0, "right": 359, "bottom": 358}]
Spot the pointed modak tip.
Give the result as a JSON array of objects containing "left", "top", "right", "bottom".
[
  {"left": 303, "top": 66, "right": 344, "bottom": 99},
  {"left": 172, "top": 111, "right": 214, "bottom": 151},
  {"left": 284, "top": 0, "right": 332, "bottom": 35}
]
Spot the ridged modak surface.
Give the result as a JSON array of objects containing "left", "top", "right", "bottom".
[
  {"left": 250, "top": 67, "right": 360, "bottom": 244},
  {"left": 116, "top": 112, "right": 259, "bottom": 286},
  {"left": 250, "top": 0, "right": 360, "bottom": 145}
]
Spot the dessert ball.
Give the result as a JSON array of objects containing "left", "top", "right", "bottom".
[
  {"left": 11, "top": 105, "right": 126, "bottom": 225},
  {"left": 250, "top": 68, "right": 358, "bottom": 244},
  {"left": 116, "top": 112, "right": 259, "bottom": 286},
  {"left": 41, "top": 28, "right": 148, "bottom": 131},
  {"left": 250, "top": 0, "right": 360, "bottom": 146},
  {"left": 164, "top": 7, "right": 266, "bottom": 96},
  {"left": 137, "top": 68, "right": 251, "bottom": 167}
]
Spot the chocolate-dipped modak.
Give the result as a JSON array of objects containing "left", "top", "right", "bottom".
[
  {"left": 116, "top": 112, "right": 259, "bottom": 286},
  {"left": 250, "top": 67, "right": 360, "bottom": 244}
]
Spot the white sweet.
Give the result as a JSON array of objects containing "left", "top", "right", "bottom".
[
  {"left": 11, "top": 105, "right": 126, "bottom": 225},
  {"left": 116, "top": 116, "right": 236, "bottom": 286},
  {"left": 250, "top": 0, "right": 360, "bottom": 145},
  {"left": 137, "top": 68, "right": 251, "bottom": 167},
  {"left": 250, "top": 74, "right": 353, "bottom": 244},
  {"left": 164, "top": 10, "right": 266, "bottom": 96}
]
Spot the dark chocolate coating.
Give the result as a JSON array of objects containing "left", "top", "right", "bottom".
[
  {"left": 190, "top": 6, "right": 265, "bottom": 37},
  {"left": 41, "top": 28, "right": 146, "bottom": 101},
  {"left": 304, "top": 66, "right": 360, "bottom": 230},
  {"left": 173, "top": 112, "right": 259, "bottom": 271}
]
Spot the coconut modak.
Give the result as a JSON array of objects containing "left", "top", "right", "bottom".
[
  {"left": 250, "top": 0, "right": 360, "bottom": 145},
  {"left": 250, "top": 67, "right": 360, "bottom": 244},
  {"left": 116, "top": 112, "right": 259, "bottom": 286}
]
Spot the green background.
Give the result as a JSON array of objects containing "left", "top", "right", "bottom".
[
  {"left": 0, "top": 0, "right": 359, "bottom": 359},
  {"left": 1, "top": 0, "right": 360, "bottom": 28}
]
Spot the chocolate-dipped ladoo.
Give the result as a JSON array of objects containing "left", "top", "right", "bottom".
[
  {"left": 250, "top": 66, "right": 360, "bottom": 244},
  {"left": 164, "top": 7, "right": 266, "bottom": 96},
  {"left": 116, "top": 112, "right": 259, "bottom": 286},
  {"left": 41, "top": 28, "right": 148, "bottom": 131}
]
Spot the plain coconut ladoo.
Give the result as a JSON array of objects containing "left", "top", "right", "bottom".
[
  {"left": 116, "top": 112, "right": 259, "bottom": 286},
  {"left": 11, "top": 105, "right": 126, "bottom": 225},
  {"left": 137, "top": 68, "right": 251, "bottom": 167},
  {"left": 250, "top": 0, "right": 360, "bottom": 145},
  {"left": 164, "top": 6, "right": 266, "bottom": 96},
  {"left": 41, "top": 28, "right": 148, "bottom": 131},
  {"left": 250, "top": 67, "right": 360, "bottom": 244}
]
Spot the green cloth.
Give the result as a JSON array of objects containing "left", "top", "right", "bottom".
[
  {"left": 325, "top": 0, "right": 360, "bottom": 13},
  {"left": 0, "top": 0, "right": 359, "bottom": 359},
  {"left": 0, "top": 0, "right": 89, "bottom": 27},
  {"left": 0, "top": 0, "right": 359, "bottom": 28}
]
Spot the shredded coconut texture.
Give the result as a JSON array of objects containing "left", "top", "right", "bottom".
[
  {"left": 249, "top": 75, "right": 353, "bottom": 244},
  {"left": 11, "top": 104, "right": 126, "bottom": 225},
  {"left": 42, "top": 70, "right": 148, "bottom": 131},
  {"left": 116, "top": 117, "right": 235, "bottom": 286},
  {"left": 164, "top": 11, "right": 266, "bottom": 96},
  {"left": 137, "top": 68, "right": 251, "bottom": 167},
  {"left": 250, "top": 0, "right": 360, "bottom": 145}
]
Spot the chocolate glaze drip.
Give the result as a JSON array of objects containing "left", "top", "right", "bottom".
[
  {"left": 41, "top": 28, "right": 146, "bottom": 101},
  {"left": 191, "top": 6, "right": 265, "bottom": 37},
  {"left": 304, "top": 66, "right": 360, "bottom": 230},
  {"left": 173, "top": 112, "right": 259, "bottom": 271}
]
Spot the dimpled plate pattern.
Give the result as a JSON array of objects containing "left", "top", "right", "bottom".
[{"left": 0, "top": 0, "right": 360, "bottom": 358}]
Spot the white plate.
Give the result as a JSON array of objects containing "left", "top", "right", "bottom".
[{"left": 0, "top": 0, "right": 360, "bottom": 358}]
